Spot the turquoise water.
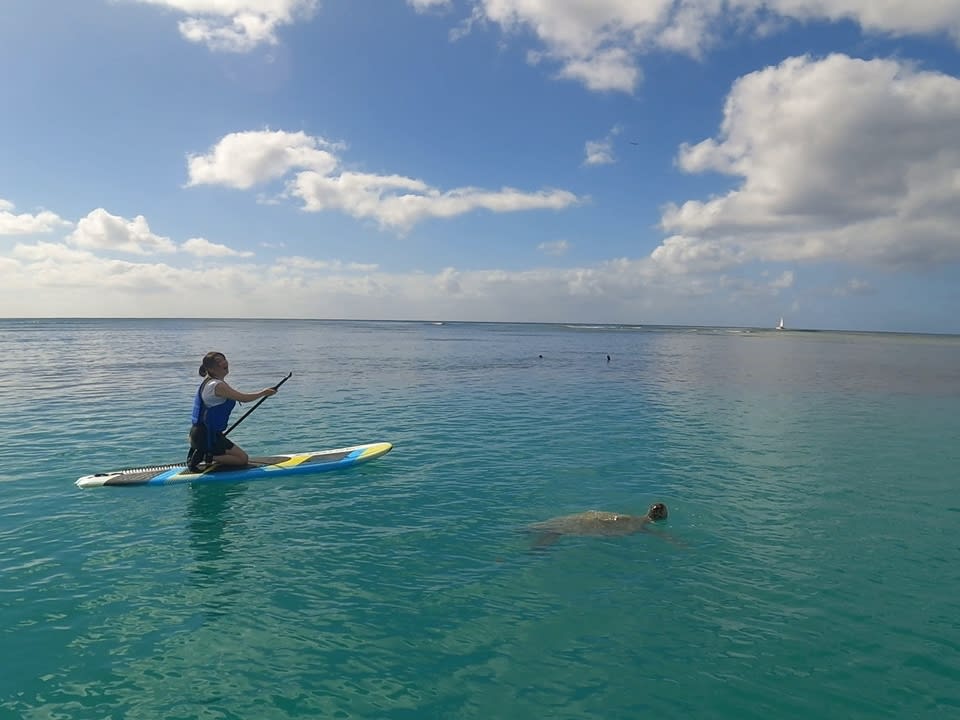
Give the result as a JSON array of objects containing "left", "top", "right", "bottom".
[{"left": 2, "top": 319, "right": 959, "bottom": 719}]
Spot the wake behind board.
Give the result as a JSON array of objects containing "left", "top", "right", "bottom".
[{"left": 76, "top": 441, "right": 392, "bottom": 489}]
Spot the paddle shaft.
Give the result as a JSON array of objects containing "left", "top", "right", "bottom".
[{"left": 224, "top": 372, "right": 292, "bottom": 436}]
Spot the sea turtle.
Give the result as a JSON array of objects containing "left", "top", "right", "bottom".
[{"left": 525, "top": 503, "right": 669, "bottom": 548}]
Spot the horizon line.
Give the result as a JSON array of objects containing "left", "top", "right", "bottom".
[{"left": 1, "top": 317, "right": 957, "bottom": 337}]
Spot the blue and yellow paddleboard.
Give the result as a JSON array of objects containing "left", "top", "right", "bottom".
[{"left": 76, "top": 442, "right": 393, "bottom": 488}]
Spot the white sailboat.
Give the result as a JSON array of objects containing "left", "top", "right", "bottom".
[{"left": 776, "top": 317, "right": 785, "bottom": 330}]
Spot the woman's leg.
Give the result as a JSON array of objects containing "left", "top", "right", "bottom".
[
  {"left": 210, "top": 433, "right": 249, "bottom": 466},
  {"left": 213, "top": 444, "right": 249, "bottom": 466}
]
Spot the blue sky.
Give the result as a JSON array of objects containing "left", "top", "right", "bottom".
[{"left": 2, "top": 0, "right": 960, "bottom": 331}]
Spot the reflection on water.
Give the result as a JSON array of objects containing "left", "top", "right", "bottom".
[{"left": 186, "top": 484, "right": 249, "bottom": 617}]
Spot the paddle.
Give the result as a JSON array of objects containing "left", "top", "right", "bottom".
[{"left": 224, "top": 371, "right": 292, "bottom": 435}]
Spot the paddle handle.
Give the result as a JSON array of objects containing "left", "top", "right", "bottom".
[{"left": 224, "top": 372, "right": 292, "bottom": 436}]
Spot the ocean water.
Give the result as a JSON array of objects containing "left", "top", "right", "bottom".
[{"left": 1, "top": 318, "right": 959, "bottom": 719}]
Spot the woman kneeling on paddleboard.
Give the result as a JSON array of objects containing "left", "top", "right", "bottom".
[{"left": 188, "top": 352, "right": 276, "bottom": 471}]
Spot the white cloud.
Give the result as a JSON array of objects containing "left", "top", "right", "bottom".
[
  {"left": 449, "top": 1, "right": 960, "bottom": 93},
  {"left": 181, "top": 237, "right": 255, "bottom": 257},
  {"left": 131, "top": 0, "right": 319, "bottom": 52},
  {"left": 187, "top": 130, "right": 340, "bottom": 190},
  {"left": 651, "top": 234, "right": 743, "bottom": 273},
  {"left": 68, "top": 209, "right": 178, "bottom": 255},
  {"left": 556, "top": 47, "right": 641, "bottom": 94},
  {"left": 657, "top": 0, "right": 720, "bottom": 56},
  {"left": 657, "top": 54, "right": 960, "bottom": 271},
  {"left": 291, "top": 174, "right": 579, "bottom": 231},
  {"left": 769, "top": 270, "right": 794, "bottom": 290},
  {"left": 0, "top": 199, "right": 72, "bottom": 235},
  {"left": 473, "top": 0, "right": 667, "bottom": 93},
  {"left": 12, "top": 241, "right": 97, "bottom": 264},
  {"left": 275, "top": 256, "right": 379, "bottom": 272},
  {"left": 407, "top": 0, "right": 451, "bottom": 12},
  {"left": 755, "top": 0, "right": 960, "bottom": 42},
  {"left": 584, "top": 126, "right": 622, "bottom": 166},
  {"left": 0, "top": 229, "right": 888, "bottom": 327},
  {"left": 435, "top": 266, "right": 462, "bottom": 294},
  {"left": 189, "top": 129, "right": 582, "bottom": 230},
  {"left": 583, "top": 143, "right": 613, "bottom": 167},
  {"left": 4, "top": 245, "right": 253, "bottom": 299},
  {"left": 1, "top": 232, "right": 732, "bottom": 322},
  {"left": 538, "top": 240, "right": 570, "bottom": 256}
]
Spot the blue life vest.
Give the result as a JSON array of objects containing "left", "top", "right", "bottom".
[{"left": 191, "top": 378, "right": 237, "bottom": 450}]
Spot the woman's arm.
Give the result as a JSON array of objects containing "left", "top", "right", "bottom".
[{"left": 214, "top": 381, "right": 276, "bottom": 403}]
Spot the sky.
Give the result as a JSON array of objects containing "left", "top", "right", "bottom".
[{"left": 2, "top": 1, "right": 960, "bottom": 332}]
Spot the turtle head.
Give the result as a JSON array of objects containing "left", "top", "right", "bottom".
[{"left": 648, "top": 503, "right": 668, "bottom": 521}]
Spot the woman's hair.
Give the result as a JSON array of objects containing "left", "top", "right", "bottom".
[{"left": 198, "top": 352, "right": 225, "bottom": 377}]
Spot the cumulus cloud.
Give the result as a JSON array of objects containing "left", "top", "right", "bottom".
[
  {"left": 181, "top": 237, "right": 255, "bottom": 257},
  {"left": 0, "top": 199, "right": 72, "bottom": 235},
  {"left": 435, "top": 266, "right": 462, "bottom": 294},
  {"left": 68, "top": 209, "right": 178, "bottom": 255},
  {"left": 446, "top": 1, "right": 960, "bottom": 93},
  {"left": 756, "top": 0, "right": 960, "bottom": 41},
  {"left": 556, "top": 47, "right": 641, "bottom": 94},
  {"left": 477, "top": 1, "right": 667, "bottom": 93},
  {"left": 583, "top": 126, "right": 622, "bottom": 166},
  {"left": 768, "top": 270, "right": 794, "bottom": 290},
  {"left": 2, "top": 230, "right": 724, "bottom": 322},
  {"left": 4, "top": 244, "right": 256, "bottom": 302},
  {"left": 131, "top": 0, "right": 319, "bottom": 52},
  {"left": 651, "top": 234, "right": 744, "bottom": 273},
  {"left": 187, "top": 130, "right": 340, "bottom": 190},
  {"left": 275, "top": 256, "right": 379, "bottom": 272},
  {"left": 188, "top": 129, "right": 582, "bottom": 230},
  {"left": 291, "top": 173, "right": 579, "bottom": 231},
  {"left": 657, "top": 54, "right": 960, "bottom": 271},
  {"left": 407, "top": 0, "right": 451, "bottom": 12},
  {"left": 12, "top": 241, "right": 97, "bottom": 265}
]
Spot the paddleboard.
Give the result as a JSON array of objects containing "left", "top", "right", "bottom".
[{"left": 76, "top": 441, "right": 393, "bottom": 489}]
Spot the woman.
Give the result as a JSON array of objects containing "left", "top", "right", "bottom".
[{"left": 188, "top": 351, "right": 277, "bottom": 470}]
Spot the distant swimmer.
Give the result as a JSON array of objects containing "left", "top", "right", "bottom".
[
  {"left": 525, "top": 503, "right": 674, "bottom": 548},
  {"left": 607, "top": 354, "right": 611, "bottom": 362}
]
